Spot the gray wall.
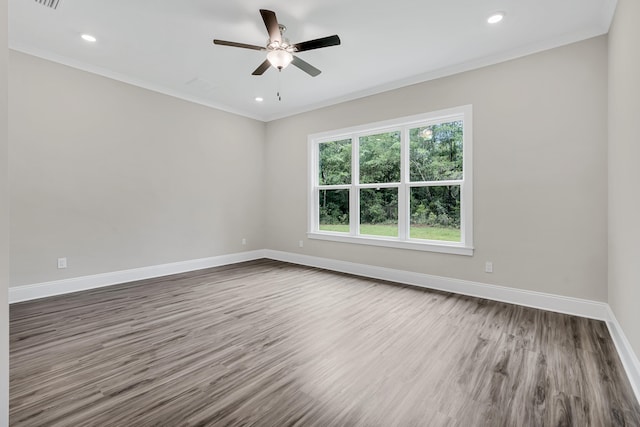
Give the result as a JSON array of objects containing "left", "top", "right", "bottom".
[
  {"left": 9, "top": 51, "right": 266, "bottom": 286},
  {"left": 8, "top": 38, "right": 610, "bottom": 302},
  {"left": 1, "top": 0, "right": 8, "bottom": 422},
  {"left": 265, "top": 36, "right": 608, "bottom": 301},
  {"left": 608, "top": 0, "right": 640, "bottom": 357}
]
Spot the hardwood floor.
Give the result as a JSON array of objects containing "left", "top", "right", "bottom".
[{"left": 10, "top": 259, "right": 640, "bottom": 426}]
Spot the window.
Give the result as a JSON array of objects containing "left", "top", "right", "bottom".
[{"left": 308, "top": 105, "right": 473, "bottom": 255}]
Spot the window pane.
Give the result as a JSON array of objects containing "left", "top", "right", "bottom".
[
  {"left": 410, "top": 121, "right": 463, "bottom": 181},
  {"left": 410, "top": 186, "right": 461, "bottom": 242},
  {"left": 319, "top": 189, "right": 349, "bottom": 232},
  {"left": 359, "top": 131, "right": 401, "bottom": 184},
  {"left": 360, "top": 188, "right": 398, "bottom": 237},
  {"left": 319, "top": 139, "right": 351, "bottom": 185}
]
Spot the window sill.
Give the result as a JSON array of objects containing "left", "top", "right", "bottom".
[{"left": 307, "top": 232, "right": 474, "bottom": 256}]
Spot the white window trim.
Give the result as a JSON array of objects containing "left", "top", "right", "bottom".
[{"left": 308, "top": 105, "right": 473, "bottom": 256}]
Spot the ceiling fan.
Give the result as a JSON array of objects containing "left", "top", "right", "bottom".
[{"left": 213, "top": 9, "right": 341, "bottom": 77}]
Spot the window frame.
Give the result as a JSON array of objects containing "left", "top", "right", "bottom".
[{"left": 308, "top": 105, "right": 473, "bottom": 256}]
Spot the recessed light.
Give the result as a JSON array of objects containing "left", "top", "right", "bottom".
[
  {"left": 81, "top": 34, "right": 97, "bottom": 42},
  {"left": 255, "top": 97, "right": 264, "bottom": 102},
  {"left": 487, "top": 12, "right": 505, "bottom": 24}
]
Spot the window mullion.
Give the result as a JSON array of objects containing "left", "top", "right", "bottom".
[
  {"left": 351, "top": 135, "right": 359, "bottom": 236},
  {"left": 357, "top": 182, "right": 399, "bottom": 189},
  {"left": 462, "top": 107, "right": 473, "bottom": 247},
  {"left": 311, "top": 142, "right": 319, "bottom": 233},
  {"left": 408, "top": 179, "right": 463, "bottom": 187},
  {"left": 317, "top": 184, "right": 351, "bottom": 190},
  {"left": 398, "top": 126, "right": 409, "bottom": 240}
]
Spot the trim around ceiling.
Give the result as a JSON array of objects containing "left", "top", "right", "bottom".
[
  {"left": 261, "top": 27, "right": 609, "bottom": 121},
  {"left": 8, "top": 42, "right": 265, "bottom": 122},
  {"left": 11, "top": 23, "right": 609, "bottom": 123}
]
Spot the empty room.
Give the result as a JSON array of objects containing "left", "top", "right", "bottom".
[{"left": 1, "top": 0, "right": 640, "bottom": 425}]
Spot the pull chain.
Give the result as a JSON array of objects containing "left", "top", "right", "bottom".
[{"left": 277, "top": 69, "right": 282, "bottom": 101}]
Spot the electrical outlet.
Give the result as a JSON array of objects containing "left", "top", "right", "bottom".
[
  {"left": 57, "top": 257, "right": 67, "bottom": 269},
  {"left": 298, "top": 240, "right": 304, "bottom": 248},
  {"left": 485, "top": 261, "right": 493, "bottom": 273},
  {"left": 242, "top": 238, "right": 247, "bottom": 245}
]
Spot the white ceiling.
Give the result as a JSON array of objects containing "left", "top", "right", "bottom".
[{"left": 9, "top": 0, "right": 616, "bottom": 121}]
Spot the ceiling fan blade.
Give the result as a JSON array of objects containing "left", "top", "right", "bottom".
[
  {"left": 293, "top": 35, "right": 341, "bottom": 52},
  {"left": 213, "top": 39, "right": 265, "bottom": 51},
  {"left": 291, "top": 56, "right": 321, "bottom": 77},
  {"left": 260, "top": 9, "right": 282, "bottom": 44},
  {"left": 252, "top": 59, "right": 272, "bottom": 76}
]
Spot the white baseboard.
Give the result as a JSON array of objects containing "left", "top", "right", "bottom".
[
  {"left": 9, "top": 250, "right": 266, "bottom": 303},
  {"left": 8, "top": 248, "right": 639, "bottom": 405},
  {"left": 266, "top": 250, "right": 639, "bottom": 404},
  {"left": 265, "top": 250, "right": 640, "bottom": 404},
  {"left": 10, "top": 249, "right": 609, "bottom": 319},
  {"left": 264, "top": 250, "right": 610, "bottom": 320},
  {"left": 606, "top": 306, "right": 640, "bottom": 405}
]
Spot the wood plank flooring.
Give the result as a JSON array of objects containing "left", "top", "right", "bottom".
[{"left": 10, "top": 259, "right": 640, "bottom": 426}]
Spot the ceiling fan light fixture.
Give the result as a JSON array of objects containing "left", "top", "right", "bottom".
[{"left": 267, "top": 49, "right": 293, "bottom": 70}]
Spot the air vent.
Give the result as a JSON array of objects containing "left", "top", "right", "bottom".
[{"left": 35, "top": 0, "right": 60, "bottom": 9}]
